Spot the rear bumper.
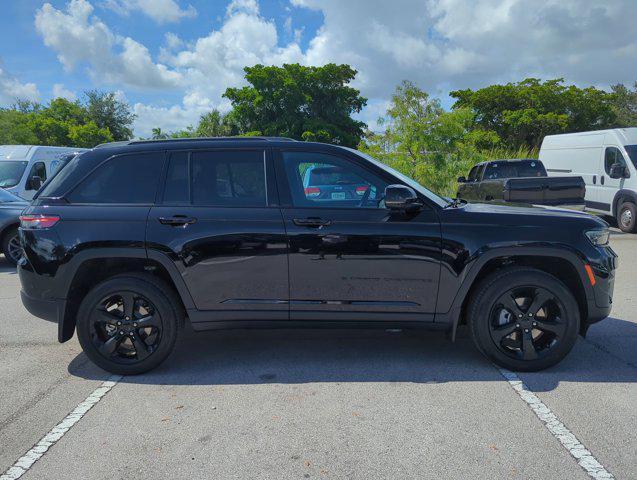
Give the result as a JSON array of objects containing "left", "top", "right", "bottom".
[{"left": 20, "top": 289, "right": 63, "bottom": 324}]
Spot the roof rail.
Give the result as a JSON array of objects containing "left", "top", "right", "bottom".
[{"left": 127, "top": 136, "right": 297, "bottom": 145}]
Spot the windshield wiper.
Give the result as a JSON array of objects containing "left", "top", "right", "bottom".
[{"left": 443, "top": 197, "right": 467, "bottom": 209}]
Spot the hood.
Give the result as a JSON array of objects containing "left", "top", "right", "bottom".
[{"left": 447, "top": 201, "right": 607, "bottom": 229}]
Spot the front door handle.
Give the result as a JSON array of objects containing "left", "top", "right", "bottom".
[
  {"left": 293, "top": 217, "right": 332, "bottom": 228},
  {"left": 158, "top": 215, "right": 197, "bottom": 226}
]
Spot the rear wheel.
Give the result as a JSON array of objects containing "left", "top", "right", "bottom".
[
  {"left": 2, "top": 226, "right": 21, "bottom": 266},
  {"left": 468, "top": 268, "right": 580, "bottom": 371},
  {"left": 76, "top": 275, "right": 181, "bottom": 375},
  {"left": 618, "top": 202, "right": 637, "bottom": 233}
]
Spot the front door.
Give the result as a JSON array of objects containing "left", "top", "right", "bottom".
[
  {"left": 147, "top": 148, "right": 289, "bottom": 322},
  {"left": 599, "top": 146, "right": 628, "bottom": 212},
  {"left": 274, "top": 148, "right": 441, "bottom": 322}
]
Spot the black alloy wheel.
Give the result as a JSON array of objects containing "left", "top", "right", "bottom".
[
  {"left": 77, "top": 275, "right": 181, "bottom": 375},
  {"left": 89, "top": 291, "right": 163, "bottom": 364},
  {"left": 468, "top": 267, "right": 579, "bottom": 371},
  {"left": 488, "top": 286, "right": 567, "bottom": 361}
]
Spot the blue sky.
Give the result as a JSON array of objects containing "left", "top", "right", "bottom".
[{"left": 1, "top": 0, "right": 637, "bottom": 137}]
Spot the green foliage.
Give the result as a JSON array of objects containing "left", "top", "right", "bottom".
[
  {"left": 610, "top": 82, "right": 637, "bottom": 127},
  {"left": 0, "top": 90, "right": 133, "bottom": 147},
  {"left": 84, "top": 90, "right": 135, "bottom": 141},
  {"left": 359, "top": 81, "right": 498, "bottom": 196},
  {"left": 450, "top": 78, "right": 617, "bottom": 149},
  {"left": 68, "top": 122, "right": 113, "bottom": 148},
  {"left": 223, "top": 63, "right": 367, "bottom": 147}
]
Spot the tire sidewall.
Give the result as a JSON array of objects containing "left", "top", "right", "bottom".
[
  {"left": 469, "top": 269, "right": 580, "bottom": 372},
  {"left": 2, "top": 226, "right": 20, "bottom": 266},
  {"left": 618, "top": 202, "right": 637, "bottom": 233},
  {"left": 76, "top": 276, "right": 179, "bottom": 375}
]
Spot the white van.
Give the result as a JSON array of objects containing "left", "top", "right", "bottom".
[
  {"left": 0, "top": 145, "right": 88, "bottom": 200},
  {"left": 539, "top": 128, "right": 637, "bottom": 232}
]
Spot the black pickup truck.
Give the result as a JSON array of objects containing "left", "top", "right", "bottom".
[{"left": 457, "top": 159, "right": 585, "bottom": 207}]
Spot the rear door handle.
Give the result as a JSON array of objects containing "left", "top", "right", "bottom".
[
  {"left": 293, "top": 217, "right": 332, "bottom": 228},
  {"left": 158, "top": 215, "right": 197, "bottom": 226}
]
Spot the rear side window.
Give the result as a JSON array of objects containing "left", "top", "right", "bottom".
[
  {"left": 191, "top": 150, "right": 266, "bottom": 207},
  {"left": 67, "top": 153, "right": 162, "bottom": 204}
]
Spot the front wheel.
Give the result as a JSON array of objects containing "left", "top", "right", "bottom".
[
  {"left": 468, "top": 268, "right": 580, "bottom": 372},
  {"left": 618, "top": 202, "right": 637, "bottom": 233},
  {"left": 76, "top": 275, "right": 181, "bottom": 375}
]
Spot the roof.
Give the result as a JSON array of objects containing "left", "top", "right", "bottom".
[{"left": 94, "top": 136, "right": 297, "bottom": 149}]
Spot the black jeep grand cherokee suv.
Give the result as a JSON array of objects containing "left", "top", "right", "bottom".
[{"left": 18, "top": 138, "right": 617, "bottom": 374}]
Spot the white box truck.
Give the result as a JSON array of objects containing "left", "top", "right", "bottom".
[
  {"left": 0, "top": 145, "right": 87, "bottom": 200},
  {"left": 539, "top": 128, "right": 637, "bottom": 232}
]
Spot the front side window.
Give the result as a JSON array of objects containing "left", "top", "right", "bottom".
[
  {"left": 467, "top": 166, "right": 479, "bottom": 182},
  {"left": 27, "top": 162, "right": 47, "bottom": 190},
  {"left": 191, "top": 150, "right": 266, "bottom": 207},
  {"left": 282, "top": 151, "right": 388, "bottom": 208},
  {"left": 604, "top": 147, "right": 627, "bottom": 174},
  {"left": 67, "top": 153, "right": 162, "bottom": 204}
]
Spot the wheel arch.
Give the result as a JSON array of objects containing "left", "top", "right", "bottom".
[
  {"left": 441, "top": 247, "right": 592, "bottom": 341},
  {"left": 58, "top": 248, "right": 194, "bottom": 342},
  {"left": 612, "top": 189, "right": 637, "bottom": 218}
]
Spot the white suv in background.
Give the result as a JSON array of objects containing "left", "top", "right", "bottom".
[{"left": 539, "top": 128, "right": 637, "bottom": 232}]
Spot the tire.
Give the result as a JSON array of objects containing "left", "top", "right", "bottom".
[
  {"left": 617, "top": 201, "right": 637, "bottom": 233},
  {"left": 468, "top": 267, "right": 580, "bottom": 372},
  {"left": 76, "top": 274, "right": 182, "bottom": 375},
  {"left": 1, "top": 226, "right": 21, "bottom": 266}
]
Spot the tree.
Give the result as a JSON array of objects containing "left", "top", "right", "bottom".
[
  {"left": 0, "top": 109, "right": 38, "bottom": 144},
  {"left": 450, "top": 78, "right": 617, "bottom": 149},
  {"left": 68, "top": 122, "right": 113, "bottom": 148},
  {"left": 359, "top": 81, "right": 497, "bottom": 196},
  {"left": 151, "top": 127, "right": 169, "bottom": 140},
  {"left": 84, "top": 90, "right": 136, "bottom": 141},
  {"left": 223, "top": 63, "right": 367, "bottom": 147},
  {"left": 195, "top": 110, "right": 231, "bottom": 137},
  {"left": 610, "top": 82, "right": 637, "bottom": 127}
]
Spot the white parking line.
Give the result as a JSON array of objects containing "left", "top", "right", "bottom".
[
  {"left": 0, "top": 375, "right": 122, "bottom": 480},
  {"left": 498, "top": 368, "right": 614, "bottom": 480}
]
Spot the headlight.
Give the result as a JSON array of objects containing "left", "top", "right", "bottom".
[{"left": 585, "top": 228, "right": 610, "bottom": 246}]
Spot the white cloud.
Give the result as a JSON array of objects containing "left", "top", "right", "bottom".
[
  {"left": 102, "top": 0, "right": 196, "bottom": 24},
  {"left": 35, "top": 0, "right": 181, "bottom": 89},
  {"left": 52, "top": 83, "right": 77, "bottom": 101},
  {"left": 0, "top": 64, "right": 39, "bottom": 105}
]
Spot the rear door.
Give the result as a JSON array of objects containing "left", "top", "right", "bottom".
[
  {"left": 274, "top": 147, "right": 441, "bottom": 321},
  {"left": 146, "top": 148, "right": 289, "bottom": 322}
]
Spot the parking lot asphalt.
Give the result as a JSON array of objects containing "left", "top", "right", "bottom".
[{"left": 0, "top": 231, "right": 635, "bottom": 479}]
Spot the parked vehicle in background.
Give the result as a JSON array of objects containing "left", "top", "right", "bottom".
[
  {"left": 0, "top": 145, "right": 88, "bottom": 200},
  {"left": 18, "top": 138, "right": 616, "bottom": 375},
  {"left": 457, "top": 159, "right": 585, "bottom": 208},
  {"left": 0, "top": 188, "right": 28, "bottom": 265},
  {"left": 539, "top": 128, "right": 637, "bottom": 233}
]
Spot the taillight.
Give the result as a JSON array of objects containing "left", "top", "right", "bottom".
[
  {"left": 19, "top": 214, "right": 60, "bottom": 229},
  {"left": 356, "top": 186, "right": 369, "bottom": 196},
  {"left": 304, "top": 187, "right": 321, "bottom": 198}
]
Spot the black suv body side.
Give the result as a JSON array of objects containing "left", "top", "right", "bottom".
[{"left": 18, "top": 138, "right": 617, "bottom": 374}]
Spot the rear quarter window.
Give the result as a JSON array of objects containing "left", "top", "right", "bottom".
[{"left": 67, "top": 153, "right": 163, "bottom": 204}]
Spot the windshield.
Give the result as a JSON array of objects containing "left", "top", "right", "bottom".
[
  {"left": 0, "top": 161, "right": 28, "bottom": 188},
  {"left": 624, "top": 145, "right": 637, "bottom": 169},
  {"left": 343, "top": 148, "right": 450, "bottom": 207},
  {"left": 483, "top": 160, "right": 546, "bottom": 179}
]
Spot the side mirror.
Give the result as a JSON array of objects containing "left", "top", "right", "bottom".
[
  {"left": 609, "top": 163, "right": 630, "bottom": 179},
  {"left": 28, "top": 176, "right": 42, "bottom": 191},
  {"left": 457, "top": 176, "right": 466, "bottom": 183},
  {"left": 384, "top": 184, "right": 422, "bottom": 213}
]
